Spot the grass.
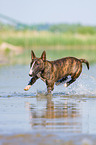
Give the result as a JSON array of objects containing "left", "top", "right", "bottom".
[
  {"left": 1, "top": 31, "right": 96, "bottom": 47},
  {"left": 0, "top": 30, "right": 96, "bottom": 65}
]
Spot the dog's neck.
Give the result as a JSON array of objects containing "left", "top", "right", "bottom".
[
  {"left": 36, "top": 60, "right": 52, "bottom": 82},
  {"left": 44, "top": 60, "right": 52, "bottom": 68}
]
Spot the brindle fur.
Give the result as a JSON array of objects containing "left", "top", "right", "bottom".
[{"left": 24, "top": 50, "right": 89, "bottom": 93}]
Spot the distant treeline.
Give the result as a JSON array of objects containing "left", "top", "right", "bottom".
[{"left": 0, "top": 22, "right": 96, "bottom": 34}]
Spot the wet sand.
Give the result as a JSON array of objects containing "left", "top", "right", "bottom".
[{"left": 1, "top": 133, "right": 96, "bottom": 145}]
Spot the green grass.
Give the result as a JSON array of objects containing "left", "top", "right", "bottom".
[
  {"left": 3, "top": 35, "right": 96, "bottom": 47},
  {"left": 1, "top": 31, "right": 96, "bottom": 47},
  {"left": 0, "top": 30, "right": 96, "bottom": 65}
]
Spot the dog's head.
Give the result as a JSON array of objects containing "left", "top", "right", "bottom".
[{"left": 29, "top": 50, "right": 46, "bottom": 77}]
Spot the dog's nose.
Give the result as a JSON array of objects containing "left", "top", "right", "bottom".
[
  {"left": 29, "top": 69, "right": 33, "bottom": 77},
  {"left": 29, "top": 73, "right": 32, "bottom": 77}
]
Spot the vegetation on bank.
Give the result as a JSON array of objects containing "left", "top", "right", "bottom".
[
  {"left": 1, "top": 31, "right": 96, "bottom": 47},
  {"left": 0, "top": 20, "right": 96, "bottom": 34},
  {"left": 0, "top": 22, "right": 96, "bottom": 64}
]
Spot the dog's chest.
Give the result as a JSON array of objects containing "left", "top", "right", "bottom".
[{"left": 37, "top": 73, "right": 46, "bottom": 82}]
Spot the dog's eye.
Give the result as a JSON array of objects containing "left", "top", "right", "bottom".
[{"left": 36, "top": 63, "right": 39, "bottom": 65}]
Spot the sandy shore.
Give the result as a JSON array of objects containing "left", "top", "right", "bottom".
[{"left": 0, "top": 133, "right": 96, "bottom": 145}]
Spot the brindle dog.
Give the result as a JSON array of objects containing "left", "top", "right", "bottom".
[{"left": 24, "top": 50, "right": 89, "bottom": 93}]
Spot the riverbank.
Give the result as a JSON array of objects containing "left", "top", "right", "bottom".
[{"left": 1, "top": 133, "right": 96, "bottom": 145}]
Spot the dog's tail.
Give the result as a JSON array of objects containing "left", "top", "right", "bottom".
[{"left": 80, "top": 59, "right": 89, "bottom": 70}]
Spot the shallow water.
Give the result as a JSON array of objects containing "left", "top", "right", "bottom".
[{"left": 0, "top": 64, "right": 96, "bottom": 145}]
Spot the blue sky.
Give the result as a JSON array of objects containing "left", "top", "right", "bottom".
[{"left": 1, "top": 0, "right": 96, "bottom": 25}]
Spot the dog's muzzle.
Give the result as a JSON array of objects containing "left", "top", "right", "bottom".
[
  {"left": 29, "top": 69, "right": 33, "bottom": 77},
  {"left": 29, "top": 73, "right": 32, "bottom": 77}
]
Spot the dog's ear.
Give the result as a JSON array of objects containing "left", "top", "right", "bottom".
[
  {"left": 31, "top": 50, "right": 36, "bottom": 60},
  {"left": 41, "top": 51, "right": 46, "bottom": 61}
]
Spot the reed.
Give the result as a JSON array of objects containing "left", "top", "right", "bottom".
[
  {"left": 1, "top": 31, "right": 96, "bottom": 47},
  {"left": 0, "top": 30, "right": 96, "bottom": 64}
]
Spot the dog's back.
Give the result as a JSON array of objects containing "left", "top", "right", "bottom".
[{"left": 51, "top": 57, "right": 82, "bottom": 81}]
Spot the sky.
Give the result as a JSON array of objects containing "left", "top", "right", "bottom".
[{"left": 0, "top": 0, "right": 96, "bottom": 25}]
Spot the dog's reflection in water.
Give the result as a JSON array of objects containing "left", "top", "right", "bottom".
[{"left": 25, "top": 96, "right": 80, "bottom": 131}]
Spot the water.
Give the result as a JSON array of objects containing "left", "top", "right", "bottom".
[{"left": 0, "top": 64, "right": 96, "bottom": 145}]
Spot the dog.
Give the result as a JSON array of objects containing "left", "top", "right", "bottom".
[{"left": 24, "top": 50, "right": 89, "bottom": 93}]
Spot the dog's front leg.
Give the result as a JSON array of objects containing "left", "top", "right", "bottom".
[
  {"left": 24, "top": 85, "right": 31, "bottom": 91},
  {"left": 46, "top": 81, "right": 54, "bottom": 94},
  {"left": 47, "top": 87, "right": 53, "bottom": 94},
  {"left": 24, "top": 76, "right": 38, "bottom": 91}
]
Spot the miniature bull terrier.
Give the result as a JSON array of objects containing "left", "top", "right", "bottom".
[{"left": 24, "top": 50, "right": 89, "bottom": 93}]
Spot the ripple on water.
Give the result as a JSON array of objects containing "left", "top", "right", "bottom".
[{"left": 0, "top": 65, "right": 96, "bottom": 144}]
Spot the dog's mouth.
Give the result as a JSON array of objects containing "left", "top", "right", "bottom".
[
  {"left": 29, "top": 72, "right": 37, "bottom": 77},
  {"left": 29, "top": 69, "right": 40, "bottom": 77},
  {"left": 29, "top": 73, "right": 33, "bottom": 77},
  {"left": 29, "top": 74, "right": 32, "bottom": 77}
]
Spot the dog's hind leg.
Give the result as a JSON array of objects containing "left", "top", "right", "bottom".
[
  {"left": 64, "top": 70, "right": 82, "bottom": 87},
  {"left": 55, "top": 76, "right": 68, "bottom": 86},
  {"left": 64, "top": 78, "right": 76, "bottom": 87}
]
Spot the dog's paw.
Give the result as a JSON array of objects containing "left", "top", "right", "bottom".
[
  {"left": 24, "top": 85, "right": 31, "bottom": 91},
  {"left": 64, "top": 83, "right": 68, "bottom": 87}
]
